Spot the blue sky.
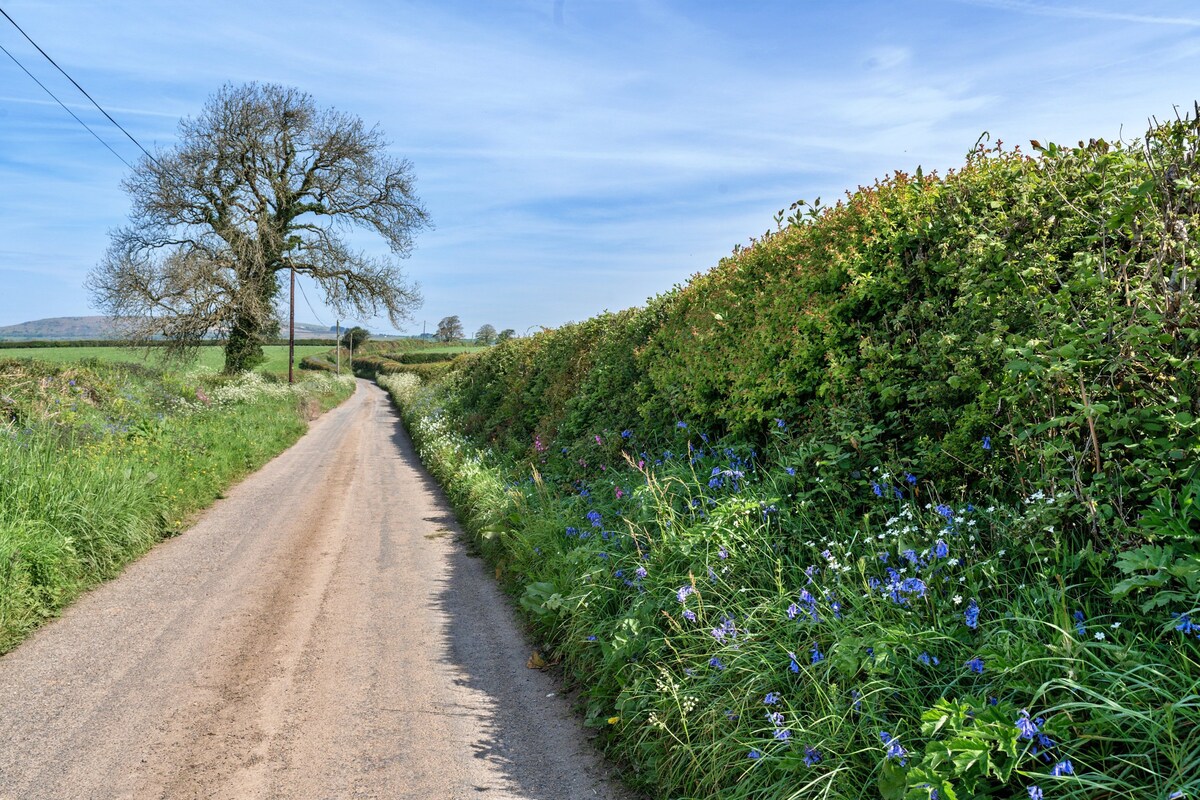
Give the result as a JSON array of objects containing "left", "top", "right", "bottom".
[{"left": 1, "top": 0, "right": 1198, "bottom": 335}]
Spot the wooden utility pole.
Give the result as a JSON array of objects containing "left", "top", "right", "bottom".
[
  {"left": 288, "top": 266, "right": 295, "bottom": 384},
  {"left": 336, "top": 319, "right": 341, "bottom": 376}
]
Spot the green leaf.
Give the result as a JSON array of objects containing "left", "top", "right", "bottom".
[{"left": 878, "top": 759, "right": 908, "bottom": 800}]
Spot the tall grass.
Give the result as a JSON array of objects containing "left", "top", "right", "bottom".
[
  {"left": 0, "top": 358, "right": 353, "bottom": 652},
  {"left": 380, "top": 372, "right": 1200, "bottom": 800}
]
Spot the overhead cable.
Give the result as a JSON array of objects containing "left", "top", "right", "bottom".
[
  {"left": 0, "top": 39, "right": 131, "bottom": 168},
  {"left": 0, "top": 5, "right": 157, "bottom": 165}
]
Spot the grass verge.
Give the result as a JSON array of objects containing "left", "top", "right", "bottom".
[
  {"left": 379, "top": 372, "right": 1200, "bottom": 800},
  {"left": 0, "top": 358, "right": 354, "bottom": 652}
]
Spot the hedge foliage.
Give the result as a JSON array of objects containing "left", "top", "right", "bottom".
[{"left": 448, "top": 115, "right": 1200, "bottom": 542}]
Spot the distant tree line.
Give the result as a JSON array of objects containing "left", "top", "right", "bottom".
[{"left": 433, "top": 315, "right": 514, "bottom": 345}]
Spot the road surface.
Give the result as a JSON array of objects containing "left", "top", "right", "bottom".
[{"left": 0, "top": 380, "right": 635, "bottom": 800}]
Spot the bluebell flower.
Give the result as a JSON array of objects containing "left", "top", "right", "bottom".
[
  {"left": 851, "top": 689, "right": 861, "bottom": 711},
  {"left": 677, "top": 585, "right": 694, "bottom": 603},
  {"left": 788, "top": 652, "right": 800, "bottom": 673},
  {"left": 1035, "top": 732, "right": 1056, "bottom": 755},
  {"left": 718, "top": 546, "right": 728, "bottom": 559},
  {"left": 786, "top": 602, "right": 800, "bottom": 619},
  {"left": 880, "top": 732, "right": 907, "bottom": 765},
  {"left": 1175, "top": 613, "right": 1194, "bottom": 635},
  {"left": 683, "top": 609, "right": 696, "bottom": 621},
  {"left": 810, "top": 643, "right": 824, "bottom": 664},
  {"left": 935, "top": 504, "right": 954, "bottom": 520},
  {"left": 1027, "top": 786, "right": 1042, "bottom": 800},
  {"left": 766, "top": 710, "right": 785, "bottom": 726},
  {"left": 934, "top": 540, "right": 949, "bottom": 559},
  {"left": 786, "top": 466, "right": 796, "bottom": 476},
  {"left": 1074, "top": 610, "right": 1086, "bottom": 637},
  {"left": 872, "top": 482, "right": 883, "bottom": 497},
  {"left": 918, "top": 652, "right": 939, "bottom": 666},
  {"left": 635, "top": 566, "right": 647, "bottom": 580},
  {"left": 586, "top": 510, "right": 602, "bottom": 527},
  {"left": 1051, "top": 759, "right": 1074, "bottom": 776},
  {"left": 764, "top": 692, "right": 781, "bottom": 705},
  {"left": 965, "top": 657, "right": 985, "bottom": 674},
  {"left": 965, "top": 600, "right": 980, "bottom": 629},
  {"left": 776, "top": 418, "right": 786, "bottom": 429},
  {"left": 1016, "top": 709, "right": 1042, "bottom": 741},
  {"left": 586, "top": 635, "right": 597, "bottom": 641},
  {"left": 676, "top": 421, "right": 687, "bottom": 429},
  {"left": 774, "top": 728, "right": 791, "bottom": 741},
  {"left": 709, "top": 657, "right": 725, "bottom": 670},
  {"left": 747, "top": 749, "right": 762, "bottom": 759},
  {"left": 803, "top": 746, "right": 822, "bottom": 766},
  {"left": 902, "top": 549, "right": 919, "bottom": 565},
  {"left": 878, "top": 552, "right": 889, "bottom": 563},
  {"left": 982, "top": 436, "right": 992, "bottom": 451},
  {"left": 905, "top": 472, "right": 917, "bottom": 485},
  {"left": 620, "top": 429, "right": 632, "bottom": 439}
]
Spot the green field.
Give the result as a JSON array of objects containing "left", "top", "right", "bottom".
[{"left": 0, "top": 344, "right": 333, "bottom": 374}]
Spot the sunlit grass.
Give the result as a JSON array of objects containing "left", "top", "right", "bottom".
[
  {"left": 379, "top": 373, "right": 1200, "bottom": 800},
  {"left": 0, "top": 359, "right": 354, "bottom": 652}
]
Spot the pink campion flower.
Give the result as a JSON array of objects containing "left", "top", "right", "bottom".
[
  {"left": 595, "top": 435, "right": 602, "bottom": 445},
  {"left": 638, "top": 460, "right": 645, "bottom": 470},
  {"left": 615, "top": 488, "right": 624, "bottom": 499}
]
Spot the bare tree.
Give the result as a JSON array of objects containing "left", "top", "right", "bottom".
[
  {"left": 474, "top": 323, "right": 497, "bottom": 345},
  {"left": 87, "top": 83, "right": 430, "bottom": 372},
  {"left": 435, "top": 315, "right": 463, "bottom": 343}
]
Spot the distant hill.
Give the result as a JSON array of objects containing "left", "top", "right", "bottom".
[
  {"left": 0, "top": 316, "right": 346, "bottom": 341},
  {"left": 0, "top": 316, "right": 124, "bottom": 340}
]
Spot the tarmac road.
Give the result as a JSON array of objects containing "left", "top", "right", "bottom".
[{"left": 0, "top": 380, "right": 634, "bottom": 800}]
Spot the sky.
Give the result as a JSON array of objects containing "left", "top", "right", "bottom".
[{"left": 1, "top": 0, "right": 1198, "bottom": 336}]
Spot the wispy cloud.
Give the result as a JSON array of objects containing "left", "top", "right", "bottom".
[
  {"left": 1, "top": 0, "right": 1198, "bottom": 331},
  {"left": 951, "top": 0, "right": 1200, "bottom": 27}
]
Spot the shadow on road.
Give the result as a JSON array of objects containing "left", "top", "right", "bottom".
[{"left": 383, "top": 409, "right": 641, "bottom": 800}]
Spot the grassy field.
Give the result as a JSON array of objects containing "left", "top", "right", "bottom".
[{"left": 0, "top": 344, "right": 333, "bottom": 374}]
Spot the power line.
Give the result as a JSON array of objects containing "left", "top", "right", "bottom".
[
  {"left": 295, "top": 277, "right": 328, "bottom": 328},
  {"left": 0, "top": 5, "right": 157, "bottom": 165},
  {"left": 0, "top": 39, "right": 131, "bottom": 169}
]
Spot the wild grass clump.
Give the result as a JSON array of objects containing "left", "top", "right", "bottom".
[
  {"left": 380, "top": 107, "right": 1200, "bottom": 799},
  {"left": 0, "top": 358, "right": 353, "bottom": 651}
]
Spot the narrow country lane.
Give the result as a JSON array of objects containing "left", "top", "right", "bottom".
[{"left": 0, "top": 380, "right": 636, "bottom": 800}]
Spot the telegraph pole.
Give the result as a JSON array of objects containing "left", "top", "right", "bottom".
[
  {"left": 288, "top": 265, "right": 295, "bottom": 384},
  {"left": 336, "top": 319, "right": 341, "bottom": 376}
]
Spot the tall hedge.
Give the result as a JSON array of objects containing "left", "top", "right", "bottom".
[{"left": 447, "top": 115, "right": 1200, "bottom": 540}]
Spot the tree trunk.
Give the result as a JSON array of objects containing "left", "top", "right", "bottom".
[{"left": 223, "top": 312, "right": 266, "bottom": 373}]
